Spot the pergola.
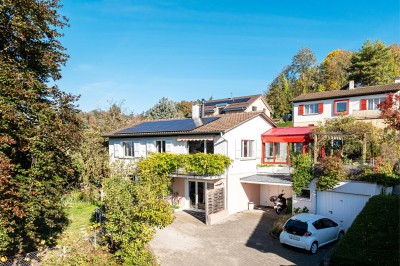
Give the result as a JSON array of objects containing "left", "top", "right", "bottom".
[{"left": 311, "top": 132, "right": 367, "bottom": 164}]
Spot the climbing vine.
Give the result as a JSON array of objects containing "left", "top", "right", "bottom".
[{"left": 291, "top": 153, "right": 313, "bottom": 194}]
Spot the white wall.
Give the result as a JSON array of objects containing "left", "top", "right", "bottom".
[
  {"left": 108, "top": 136, "right": 189, "bottom": 163},
  {"left": 260, "top": 184, "right": 293, "bottom": 207},
  {"left": 221, "top": 115, "right": 274, "bottom": 214},
  {"left": 293, "top": 93, "right": 391, "bottom": 126},
  {"left": 244, "top": 97, "right": 272, "bottom": 117}
]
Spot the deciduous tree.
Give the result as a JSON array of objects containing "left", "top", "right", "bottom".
[
  {"left": 0, "top": 0, "right": 81, "bottom": 255},
  {"left": 379, "top": 93, "right": 400, "bottom": 130},
  {"left": 320, "top": 49, "right": 352, "bottom": 90}
]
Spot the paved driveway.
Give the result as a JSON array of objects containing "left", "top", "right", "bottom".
[{"left": 149, "top": 208, "right": 335, "bottom": 266}]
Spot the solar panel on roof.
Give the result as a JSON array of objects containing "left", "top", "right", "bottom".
[
  {"left": 204, "top": 97, "right": 251, "bottom": 107},
  {"left": 115, "top": 117, "right": 220, "bottom": 134}
]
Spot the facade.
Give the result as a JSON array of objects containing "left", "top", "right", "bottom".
[
  {"left": 292, "top": 82, "right": 400, "bottom": 128},
  {"left": 203, "top": 94, "right": 273, "bottom": 117},
  {"left": 106, "top": 111, "right": 276, "bottom": 220}
]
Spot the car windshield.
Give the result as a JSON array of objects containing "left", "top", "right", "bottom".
[{"left": 285, "top": 219, "right": 308, "bottom": 236}]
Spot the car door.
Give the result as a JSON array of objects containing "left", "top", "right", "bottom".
[
  {"left": 320, "top": 218, "right": 338, "bottom": 244},
  {"left": 312, "top": 219, "right": 330, "bottom": 245}
]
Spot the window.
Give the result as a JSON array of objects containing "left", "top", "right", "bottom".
[
  {"left": 242, "top": 140, "right": 255, "bottom": 158},
  {"left": 305, "top": 104, "right": 318, "bottom": 114},
  {"left": 264, "top": 143, "right": 274, "bottom": 162},
  {"left": 188, "top": 141, "right": 214, "bottom": 154},
  {"left": 296, "top": 189, "right": 310, "bottom": 199},
  {"left": 275, "top": 142, "right": 288, "bottom": 162},
  {"left": 252, "top": 106, "right": 257, "bottom": 111},
  {"left": 334, "top": 99, "right": 349, "bottom": 115},
  {"left": 122, "top": 141, "right": 134, "bottom": 157},
  {"left": 367, "top": 97, "right": 386, "bottom": 110},
  {"left": 156, "top": 140, "right": 166, "bottom": 153}
]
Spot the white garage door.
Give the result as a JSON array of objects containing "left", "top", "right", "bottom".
[{"left": 317, "top": 191, "right": 370, "bottom": 230}]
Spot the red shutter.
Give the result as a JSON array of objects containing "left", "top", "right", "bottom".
[
  {"left": 299, "top": 105, "right": 304, "bottom": 115},
  {"left": 318, "top": 103, "right": 323, "bottom": 114},
  {"left": 360, "top": 99, "right": 367, "bottom": 110}
]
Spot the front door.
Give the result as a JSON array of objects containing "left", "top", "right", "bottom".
[{"left": 189, "top": 181, "right": 206, "bottom": 209}]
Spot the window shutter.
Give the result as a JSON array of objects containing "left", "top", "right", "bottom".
[
  {"left": 165, "top": 140, "right": 173, "bottom": 153},
  {"left": 235, "top": 139, "right": 242, "bottom": 159},
  {"left": 360, "top": 99, "right": 367, "bottom": 110},
  {"left": 299, "top": 105, "right": 304, "bottom": 115},
  {"left": 134, "top": 142, "right": 140, "bottom": 157},
  {"left": 256, "top": 140, "right": 261, "bottom": 159},
  {"left": 146, "top": 141, "right": 155, "bottom": 155},
  {"left": 318, "top": 103, "right": 323, "bottom": 114},
  {"left": 114, "top": 142, "right": 120, "bottom": 158}
]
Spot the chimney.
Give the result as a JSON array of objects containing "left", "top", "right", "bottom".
[
  {"left": 201, "top": 100, "right": 205, "bottom": 118},
  {"left": 349, "top": 80, "right": 355, "bottom": 90},
  {"left": 395, "top": 76, "right": 400, "bottom": 83},
  {"left": 192, "top": 104, "right": 200, "bottom": 119}
]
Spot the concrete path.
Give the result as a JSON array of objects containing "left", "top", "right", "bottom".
[{"left": 149, "top": 209, "right": 335, "bottom": 266}]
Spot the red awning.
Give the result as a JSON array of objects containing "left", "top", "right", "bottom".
[{"left": 262, "top": 126, "right": 316, "bottom": 142}]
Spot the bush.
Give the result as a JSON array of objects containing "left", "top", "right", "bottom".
[
  {"left": 331, "top": 195, "right": 400, "bottom": 266},
  {"left": 291, "top": 154, "right": 313, "bottom": 194},
  {"left": 317, "top": 156, "right": 345, "bottom": 190}
]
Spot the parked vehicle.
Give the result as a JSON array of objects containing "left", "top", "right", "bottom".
[
  {"left": 269, "top": 193, "right": 287, "bottom": 214},
  {"left": 279, "top": 213, "right": 345, "bottom": 254}
]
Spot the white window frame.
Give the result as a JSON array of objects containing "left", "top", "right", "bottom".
[
  {"left": 304, "top": 103, "right": 318, "bottom": 115},
  {"left": 241, "top": 140, "right": 255, "bottom": 158},
  {"left": 156, "top": 140, "right": 166, "bottom": 153},
  {"left": 367, "top": 97, "right": 386, "bottom": 110},
  {"left": 122, "top": 141, "right": 134, "bottom": 158}
]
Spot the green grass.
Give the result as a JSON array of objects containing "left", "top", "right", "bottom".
[
  {"left": 330, "top": 195, "right": 400, "bottom": 266},
  {"left": 275, "top": 121, "right": 293, "bottom": 127},
  {"left": 64, "top": 201, "right": 97, "bottom": 239}
]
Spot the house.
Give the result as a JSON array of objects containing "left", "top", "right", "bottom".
[
  {"left": 292, "top": 82, "right": 400, "bottom": 128},
  {"left": 203, "top": 94, "right": 273, "bottom": 117},
  {"left": 106, "top": 108, "right": 276, "bottom": 223}
]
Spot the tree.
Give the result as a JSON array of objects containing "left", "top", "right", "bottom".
[
  {"left": 348, "top": 40, "right": 397, "bottom": 86},
  {"left": 265, "top": 72, "right": 292, "bottom": 119},
  {"left": 379, "top": 93, "right": 400, "bottom": 130},
  {"left": 147, "top": 97, "right": 179, "bottom": 120},
  {"left": 176, "top": 100, "right": 193, "bottom": 118},
  {"left": 389, "top": 44, "right": 400, "bottom": 76},
  {"left": 320, "top": 49, "right": 352, "bottom": 90},
  {"left": 289, "top": 47, "right": 320, "bottom": 96},
  {"left": 0, "top": 0, "right": 81, "bottom": 255}
]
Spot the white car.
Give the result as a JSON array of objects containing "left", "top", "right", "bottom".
[{"left": 279, "top": 213, "right": 345, "bottom": 254}]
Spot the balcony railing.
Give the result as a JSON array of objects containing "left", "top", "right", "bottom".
[{"left": 352, "top": 109, "right": 381, "bottom": 119}]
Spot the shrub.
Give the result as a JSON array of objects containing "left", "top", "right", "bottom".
[
  {"left": 291, "top": 154, "right": 313, "bottom": 194},
  {"left": 270, "top": 214, "right": 292, "bottom": 238},
  {"left": 317, "top": 156, "right": 345, "bottom": 190},
  {"left": 331, "top": 195, "right": 399, "bottom": 266}
]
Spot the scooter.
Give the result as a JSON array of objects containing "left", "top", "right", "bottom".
[{"left": 269, "top": 193, "right": 287, "bottom": 215}]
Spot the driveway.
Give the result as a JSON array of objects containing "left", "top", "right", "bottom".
[{"left": 149, "top": 208, "right": 336, "bottom": 266}]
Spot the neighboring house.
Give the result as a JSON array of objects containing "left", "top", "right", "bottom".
[
  {"left": 203, "top": 94, "right": 273, "bottom": 117},
  {"left": 106, "top": 109, "right": 276, "bottom": 223},
  {"left": 292, "top": 82, "right": 400, "bottom": 128}
]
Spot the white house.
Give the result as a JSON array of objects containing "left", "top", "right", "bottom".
[
  {"left": 106, "top": 109, "right": 276, "bottom": 223},
  {"left": 203, "top": 94, "right": 273, "bottom": 117},
  {"left": 292, "top": 82, "right": 400, "bottom": 128}
]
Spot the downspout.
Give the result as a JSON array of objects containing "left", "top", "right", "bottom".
[{"left": 220, "top": 132, "right": 229, "bottom": 211}]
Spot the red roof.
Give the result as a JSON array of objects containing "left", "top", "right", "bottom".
[{"left": 262, "top": 126, "right": 316, "bottom": 143}]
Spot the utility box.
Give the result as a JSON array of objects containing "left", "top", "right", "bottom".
[{"left": 248, "top": 202, "right": 254, "bottom": 210}]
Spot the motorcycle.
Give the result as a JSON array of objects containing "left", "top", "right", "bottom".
[{"left": 269, "top": 193, "right": 287, "bottom": 215}]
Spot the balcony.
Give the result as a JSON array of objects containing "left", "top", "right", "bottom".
[{"left": 352, "top": 109, "right": 381, "bottom": 119}]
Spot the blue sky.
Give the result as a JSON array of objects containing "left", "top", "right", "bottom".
[{"left": 58, "top": 0, "right": 400, "bottom": 114}]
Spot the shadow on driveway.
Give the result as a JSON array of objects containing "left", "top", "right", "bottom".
[
  {"left": 245, "top": 207, "right": 336, "bottom": 266},
  {"left": 183, "top": 209, "right": 206, "bottom": 224}
]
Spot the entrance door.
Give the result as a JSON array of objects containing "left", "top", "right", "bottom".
[{"left": 189, "top": 181, "right": 206, "bottom": 210}]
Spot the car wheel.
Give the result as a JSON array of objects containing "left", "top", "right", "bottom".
[
  {"left": 337, "top": 231, "right": 344, "bottom": 241},
  {"left": 310, "top": 242, "right": 318, "bottom": 254}
]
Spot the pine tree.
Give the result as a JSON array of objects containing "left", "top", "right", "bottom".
[{"left": 348, "top": 40, "right": 397, "bottom": 86}]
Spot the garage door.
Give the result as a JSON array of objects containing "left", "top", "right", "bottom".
[{"left": 317, "top": 191, "right": 370, "bottom": 230}]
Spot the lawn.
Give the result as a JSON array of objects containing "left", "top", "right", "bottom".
[
  {"left": 330, "top": 195, "right": 400, "bottom": 266},
  {"left": 64, "top": 201, "right": 97, "bottom": 239}
]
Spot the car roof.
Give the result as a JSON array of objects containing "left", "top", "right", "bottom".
[{"left": 290, "top": 213, "right": 326, "bottom": 223}]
